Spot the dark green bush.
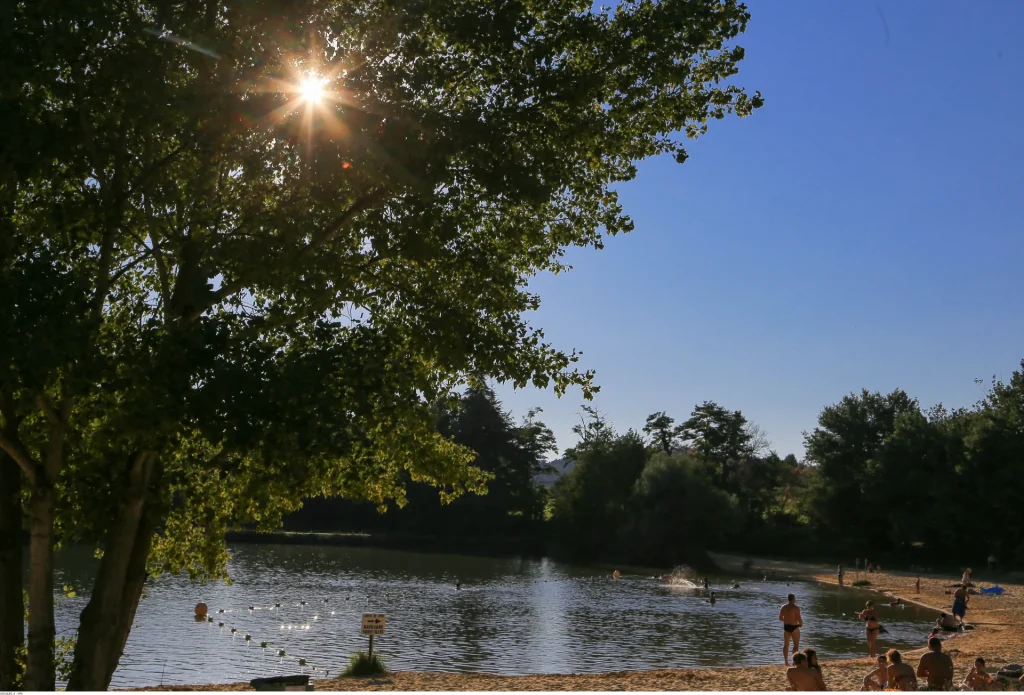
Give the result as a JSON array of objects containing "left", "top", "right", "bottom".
[{"left": 342, "top": 651, "right": 386, "bottom": 677}]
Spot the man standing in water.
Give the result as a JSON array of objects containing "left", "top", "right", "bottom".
[{"left": 779, "top": 593, "right": 803, "bottom": 665}]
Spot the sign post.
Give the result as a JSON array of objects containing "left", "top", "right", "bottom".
[{"left": 361, "top": 613, "right": 386, "bottom": 658}]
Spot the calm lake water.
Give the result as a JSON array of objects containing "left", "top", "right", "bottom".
[{"left": 50, "top": 544, "right": 938, "bottom": 688}]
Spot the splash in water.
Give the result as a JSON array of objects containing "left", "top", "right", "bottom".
[{"left": 662, "top": 565, "right": 700, "bottom": 589}]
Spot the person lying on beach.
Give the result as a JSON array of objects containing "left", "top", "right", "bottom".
[
  {"left": 885, "top": 650, "right": 918, "bottom": 691},
  {"left": 917, "top": 637, "right": 954, "bottom": 690},
  {"left": 862, "top": 654, "right": 888, "bottom": 691},
  {"left": 786, "top": 653, "right": 826, "bottom": 691},
  {"left": 780, "top": 593, "right": 803, "bottom": 665},
  {"left": 962, "top": 658, "right": 993, "bottom": 691}
]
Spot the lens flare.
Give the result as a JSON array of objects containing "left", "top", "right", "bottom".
[{"left": 299, "top": 77, "right": 324, "bottom": 103}]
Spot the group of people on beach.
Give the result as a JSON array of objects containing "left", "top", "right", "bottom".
[
  {"left": 859, "top": 638, "right": 955, "bottom": 691},
  {"left": 785, "top": 564, "right": 1015, "bottom": 691}
]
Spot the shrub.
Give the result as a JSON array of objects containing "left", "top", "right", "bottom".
[{"left": 342, "top": 651, "right": 386, "bottom": 677}]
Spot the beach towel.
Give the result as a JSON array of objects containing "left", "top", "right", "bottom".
[{"left": 980, "top": 585, "right": 1005, "bottom": 595}]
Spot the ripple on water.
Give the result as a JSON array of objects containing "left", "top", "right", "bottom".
[{"left": 50, "top": 545, "right": 938, "bottom": 688}]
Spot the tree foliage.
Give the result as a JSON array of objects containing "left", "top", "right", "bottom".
[{"left": 2, "top": 0, "right": 761, "bottom": 685}]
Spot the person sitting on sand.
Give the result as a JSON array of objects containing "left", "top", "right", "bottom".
[
  {"left": 937, "top": 610, "right": 958, "bottom": 634},
  {"left": 803, "top": 648, "right": 825, "bottom": 682},
  {"left": 786, "top": 653, "right": 826, "bottom": 691},
  {"left": 862, "top": 654, "right": 889, "bottom": 691},
  {"left": 961, "top": 568, "right": 973, "bottom": 586},
  {"left": 885, "top": 650, "right": 918, "bottom": 691},
  {"left": 963, "top": 657, "right": 993, "bottom": 691},
  {"left": 917, "top": 637, "right": 954, "bottom": 690},
  {"left": 936, "top": 612, "right": 960, "bottom": 631},
  {"left": 779, "top": 593, "right": 803, "bottom": 665},
  {"left": 952, "top": 584, "right": 969, "bottom": 623},
  {"left": 858, "top": 600, "right": 881, "bottom": 658}
]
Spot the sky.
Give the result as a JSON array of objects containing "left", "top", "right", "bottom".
[{"left": 494, "top": 0, "right": 1024, "bottom": 460}]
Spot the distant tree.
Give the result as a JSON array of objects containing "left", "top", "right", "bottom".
[
  {"left": 803, "top": 389, "right": 919, "bottom": 549},
  {"left": 744, "top": 423, "right": 773, "bottom": 458},
  {"left": 643, "top": 411, "right": 680, "bottom": 455},
  {"left": 677, "top": 401, "right": 752, "bottom": 492},
  {"left": 624, "top": 452, "right": 740, "bottom": 566},
  {"left": 549, "top": 427, "right": 647, "bottom": 560}
]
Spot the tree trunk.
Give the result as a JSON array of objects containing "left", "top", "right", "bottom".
[
  {"left": 25, "top": 482, "right": 56, "bottom": 691},
  {"left": 67, "top": 453, "right": 161, "bottom": 692},
  {"left": 0, "top": 453, "right": 24, "bottom": 689}
]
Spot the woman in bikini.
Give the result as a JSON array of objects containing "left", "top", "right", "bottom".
[
  {"left": 858, "top": 600, "right": 881, "bottom": 658},
  {"left": 885, "top": 649, "right": 917, "bottom": 691}
]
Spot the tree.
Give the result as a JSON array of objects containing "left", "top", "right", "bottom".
[
  {"left": 549, "top": 424, "right": 648, "bottom": 560},
  {"left": 624, "top": 451, "right": 740, "bottom": 566},
  {"left": 1, "top": 0, "right": 760, "bottom": 687},
  {"left": 432, "top": 386, "right": 556, "bottom": 533},
  {"left": 802, "top": 389, "right": 919, "bottom": 550},
  {"left": 677, "top": 401, "right": 752, "bottom": 492},
  {"left": 643, "top": 411, "right": 680, "bottom": 455},
  {"left": 0, "top": 452, "right": 22, "bottom": 689}
]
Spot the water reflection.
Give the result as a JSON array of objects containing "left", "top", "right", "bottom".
[{"left": 47, "top": 544, "right": 938, "bottom": 688}]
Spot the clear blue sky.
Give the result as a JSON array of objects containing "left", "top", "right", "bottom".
[{"left": 495, "top": 0, "right": 1024, "bottom": 460}]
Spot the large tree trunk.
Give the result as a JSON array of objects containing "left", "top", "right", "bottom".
[
  {"left": 25, "top": 482, "right": 56, "bottom": 691},
  {"left": 0, "top": 453, "right": 24, "bottom": 689},
  {"left": 67, "top": 453, "right": 161, "bottom": 692}
]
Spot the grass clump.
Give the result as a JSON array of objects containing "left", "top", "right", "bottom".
[
  {"left": 852, "top": 579, "right": 872, "bottom": 587},
  {"left": 342, "top": 651, "right": 387, "bottom": 677}
]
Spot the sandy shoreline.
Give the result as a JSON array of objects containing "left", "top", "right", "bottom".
[{"left": 133, "top": 555, "right": 1023, "bottom": 691}]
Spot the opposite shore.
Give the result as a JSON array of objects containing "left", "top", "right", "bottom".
[{"left": 133, "top": 554, "right": 1023, "bottom": 692}]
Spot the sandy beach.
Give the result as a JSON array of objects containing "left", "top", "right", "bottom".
[{"left": 135, "top": 555, "right": 1024, "bottom": 691}]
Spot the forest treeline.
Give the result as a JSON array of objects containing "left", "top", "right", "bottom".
[{"left": 285, "top": 360, "right": 1024, "bottom": 571}]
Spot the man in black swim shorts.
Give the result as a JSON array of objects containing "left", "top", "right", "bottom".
[{"left": 779, "top": 593, "right": 803, "bottom": 665}]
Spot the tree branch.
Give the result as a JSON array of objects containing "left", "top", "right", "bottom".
[
  {"left": 109, "top": 249, "right": 155, "bottom": 285},
  {"left": 35, "top": 395, "right": 67, "bottom": 429},
  {"left": 0, "top": 392, "right": 38, "bottom": 487},
  {"left": 187, "top": 186, "right": 389, "bottom": 321}
]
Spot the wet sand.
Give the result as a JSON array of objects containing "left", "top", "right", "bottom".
[{"left": 134, "top": 555, "right": 1024, "bottom": 691}]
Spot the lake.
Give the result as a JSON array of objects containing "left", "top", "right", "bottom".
[{"left": 50, "top": 544, "right": 938, "bottom": 688}]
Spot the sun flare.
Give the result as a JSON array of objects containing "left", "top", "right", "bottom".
[{"left": 299, "top": 76, "right": 324, "bottom": 103}]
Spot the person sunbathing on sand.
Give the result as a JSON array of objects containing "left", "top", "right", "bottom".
[
  {"left": 779, "top": 593, "right": 803, "bottom": 665},
  {"left": 963, "top": 658, "right": 993, "bottom": 691},
  {"left": 885, "top": 650, "right": 917, "bottom": 691},
  {"left": 862, "top": 654, "right": 888, "bottom": 691},
  {"left": 786, "top": 653, "right": 826, "bottom": 691},
  {"left": 936, "top": 612, "right": 960, "bottom": 631}
]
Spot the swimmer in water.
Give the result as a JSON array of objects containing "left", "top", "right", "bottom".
[
  {"left": 455, "top": 580, "right": 461, "bottom": 590},
  {"left": 709, "top": 591, "right": 717, "bottom": 605},
  {"left": 732, "top": 583, "right": 741, "bottom": 589}
]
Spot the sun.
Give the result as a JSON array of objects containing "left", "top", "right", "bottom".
[{"left": 299, "top": 76, "right": 324, "bottom": 103}]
